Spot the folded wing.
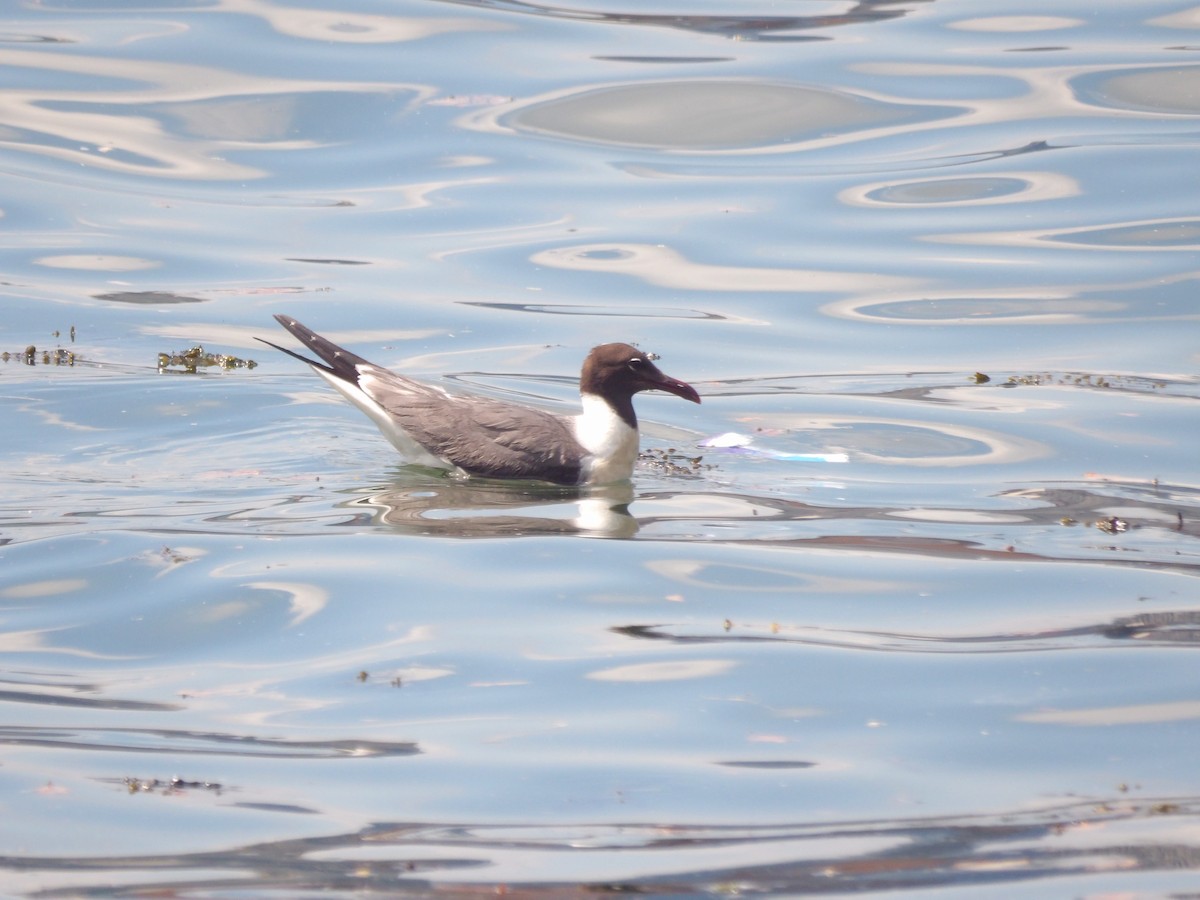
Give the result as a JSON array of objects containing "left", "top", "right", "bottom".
[{"left": 356, "top": 365, "right": 586, "bottom": 485}]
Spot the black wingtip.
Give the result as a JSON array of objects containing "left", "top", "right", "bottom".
[
  {"left": 260, "top": 314, "right": 368, "bottom": 382},
  {"left": 255, "top": 334, "right": 332, "bottom": 374}
]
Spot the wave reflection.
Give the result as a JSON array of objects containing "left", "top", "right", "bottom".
[
  {"left": 613, "top": 607, "right": 1200, "bottom": 655},
  {"left": 841, "top": 170, "right": 1081, "bottom": 207},
  {"left": 4, "top": 796, "right": 1197, "bottom": 895},
  {"left": 530, "top": 242, "right": 919, "bottom": 293},
  {"left": 466, "top": 77, "right": 962, "bottom": 153},
  {"left": 425, "top": 0, "right": 915, "bottom": 41},
  {"left": 0, "top": 47, "right": 431, "bottom": 180}
]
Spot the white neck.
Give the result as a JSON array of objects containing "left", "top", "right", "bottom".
[{"left": 573, "top": 393, "right": 639, "bottom": 484}]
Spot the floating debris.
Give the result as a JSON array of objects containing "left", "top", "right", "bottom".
[
  {"left": 699, "top": 432, "right": 849, "bottom": 463},
  {"left": 970, "top": 372, "right": 991, "bottom": 384},
  {"left": 1005, "top": 371, "right": 1165, "bottom": 390},
  {"left": 123, "top": 776, "right": 223, "bottom": 795},
  {"left": 1007, "top": 372, "right": 1051, "bottom": 386},
  {"left": 2, "top": 346, "right": 77, "bottom": 366},
  {"left": 639, "top": 447, "right": 714, "bottom": 477},
  {"left": 159, "top": 545, "right": 196, "bottom": 565},
  {"left": 157, "top": 345, "right": 257, "bottom": 373},
  {"left": 1095, "top": 516, "right": 1129, "bottom": 535}
]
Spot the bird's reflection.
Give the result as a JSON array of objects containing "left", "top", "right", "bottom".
[{"left": 337, "top": 469, "right": 638, "bottom": 538}]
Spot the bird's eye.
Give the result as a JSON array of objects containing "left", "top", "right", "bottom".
[{"left": 627, "top": 357, "right": 643, "bottom": 368}]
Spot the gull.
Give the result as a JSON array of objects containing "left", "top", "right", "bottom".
[{"left": 260, "top": 315, "right": 700, "bottom": 485}]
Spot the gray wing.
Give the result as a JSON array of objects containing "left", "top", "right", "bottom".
[{"left": 357, "top": 365, "right": 586, "bottom": 485}]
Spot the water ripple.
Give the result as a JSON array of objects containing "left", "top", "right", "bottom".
[
  {"left": 5, "top": 796, "right": 1197, "bottom": 895},
  {"left": 0, "top": 725, "right": 418, "bottom": 758}
]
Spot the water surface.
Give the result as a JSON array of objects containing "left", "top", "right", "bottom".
[{"left": 1, "top": 0, "right": 1199, "bottom": 895}]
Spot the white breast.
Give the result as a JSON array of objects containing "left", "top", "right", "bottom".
[{"left": 573, "top": 393, "right": 639, "bottom": 484}]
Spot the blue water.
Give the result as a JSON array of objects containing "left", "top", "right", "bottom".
[{"left": 2, "top": 0, "right": 1199, "bottom": 895}]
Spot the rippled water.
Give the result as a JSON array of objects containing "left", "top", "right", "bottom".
[{"left": 2, "top": 0, "right": 1199, "bottom": 895}]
